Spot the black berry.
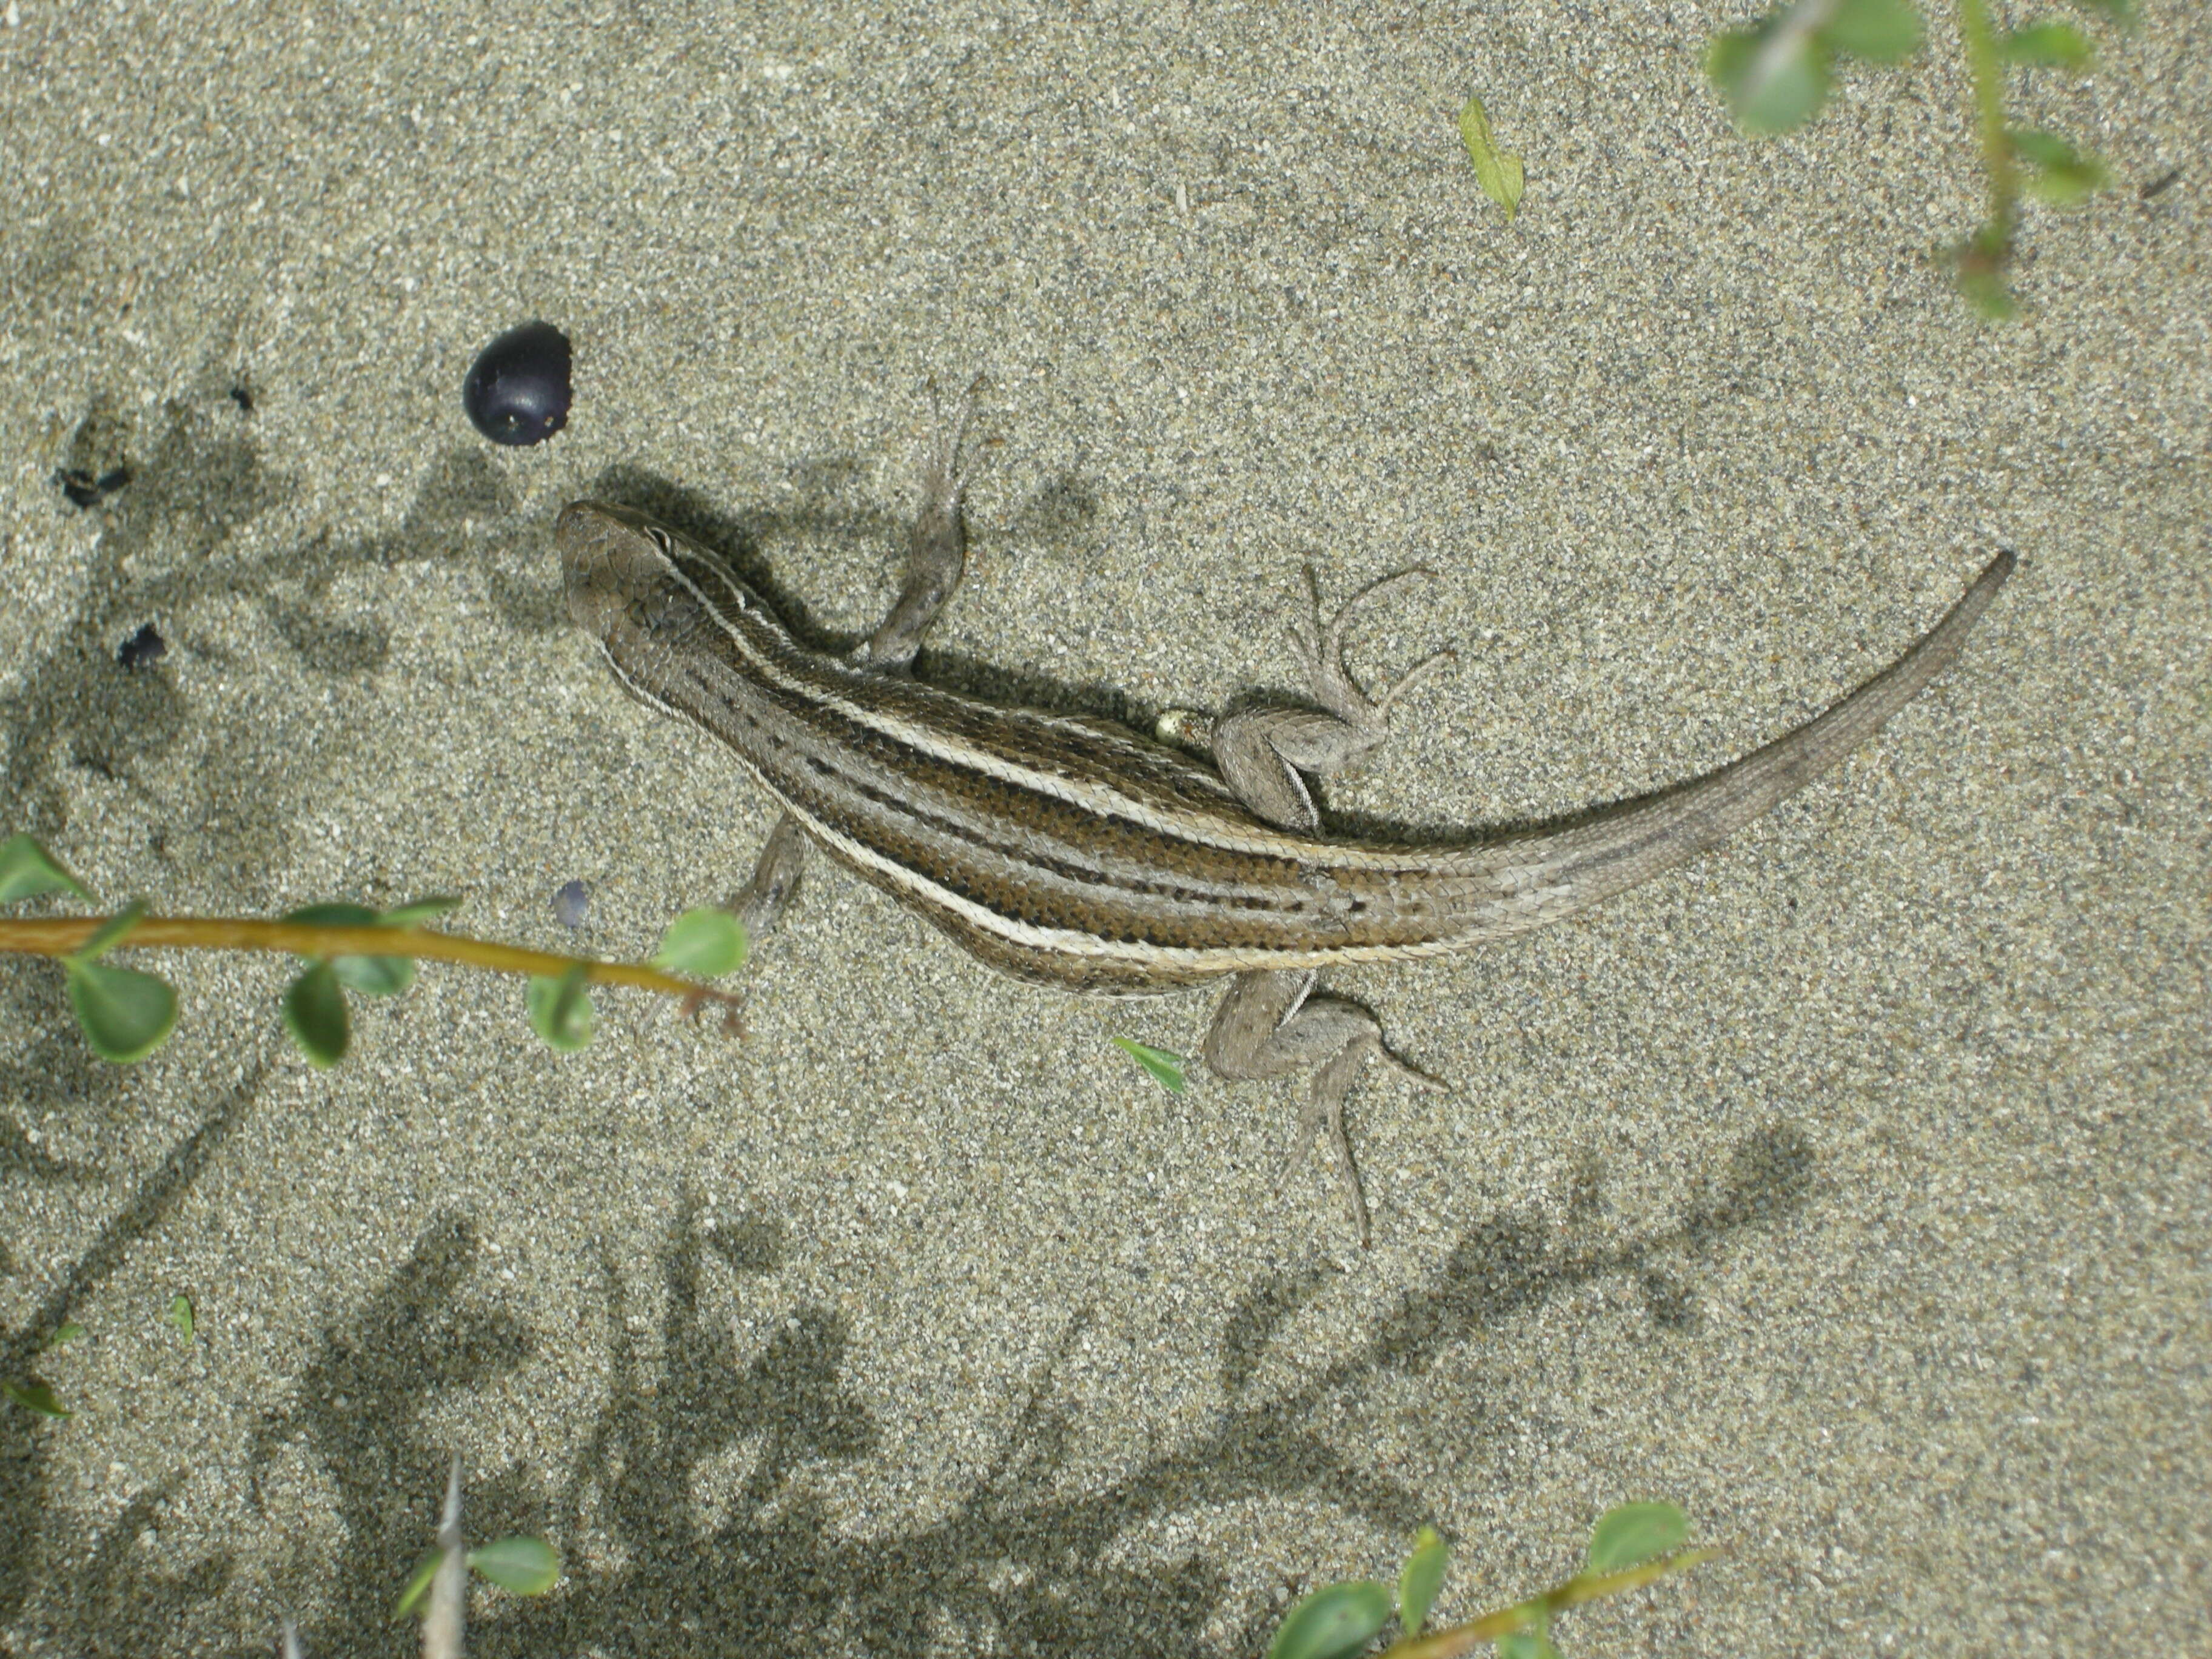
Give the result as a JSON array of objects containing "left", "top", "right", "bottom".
[{"left": 462, "top": 321, "right": 572, "bottom": 447}]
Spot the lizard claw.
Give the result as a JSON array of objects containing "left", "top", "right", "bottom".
[{"left": 1285, "top": 566, "right": 1455, "bottom": 734}]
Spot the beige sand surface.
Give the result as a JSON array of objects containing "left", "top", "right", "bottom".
[{"left": 2, "top": 2, "right": 2206, "bottom": 1654}]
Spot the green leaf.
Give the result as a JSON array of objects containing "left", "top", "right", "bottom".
[
  {"left": 66, "top": 899, "right": 147, "bottom": 967},
  {"left": 1497, "top": 1631, "right": 1560, "bottom": 1659},
  {"left": 65, "top": 959, "right": 178, "bottom": 1063},
  {"left": 3, "top": 1378, "right": 70, "bottom": 1418},
  {"left": 0, "top": 834, "right": 92, "bottom": 903},
  {"left": 1823, "top": 0, "right": 1923, "bottom": 61},
  {"left": 1951, "top": 223, "right": 2017, "bottom": 318},
  {"left": 1111, "top": 1036, "right": 1189, "bottom": 1095},
  {"left": 1267, "top": 1581, "right": 1393, "bottom": 1659},
  {"left": 50, "top": 1322, "right": 86, "bottom": 1347},
  {"left": 2008, "top": 127, "right": 2075, "bottom": 166},
  {"left": 1957, "top": 270, "right": 2017, "bottom": 319},
  {"left": 1588, "top": 1501, "right": 1688, "bottom": 1572},
  {"left": 392, "top": 1550, "right": 443, "bottom": 1621},
  {"left": 1398, "top": 1526, "right": 1448, "bottom": 1637},
  {"left": 333, "top": 953, "right": 416, "bottom": 997},
  {"left": 651, "top": 907, "right": 747, "bottom": 978},
  {"left": 283, "top": 960, "right": 351, "bottom": 1067},
  {"left": 284, "top": 905, "right": 415, "bottom": 994},
  {"left": 468, "top": 1535, "right": 561, "bottom": 1595},
  {"left": 165, "top": 1294, "right": 195, "bottom": 1342},
  {"left": 381, "top": 896, "right": 463, "bottom": 927},
  {"left": 1456, "top": 95, "right": 1525, "bottom": 221},
  {"left": 527, "top": 966, "right": 594, "bottom": 1051},
  {"left": 2010, "top": 128, "right": 2106, "bottom": 204},
  {"left": 2023, "top": 157, "right": 2106, "bottom": 206},
  {"left": 2001, "top": 21, "right": 2093, "bottom": 64},
  {"left": 1709, "top": 20, "right": 1832, "bottom": 135}
]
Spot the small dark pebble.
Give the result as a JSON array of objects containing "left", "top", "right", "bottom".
[
  {"left": 117, "top": 623, "right": 167, "bottom": 669},
  {"left": 463, "top": 321, "right": 572, "bottom": 446},
  {"left": 553, "top": 879, "right": 591, "bottom": 930},
  {"left": 230, "top": 384, "right": 255, "bottom": 414},
  {"left": 56, "top": 466, "right": 132, "bottom": 508}
]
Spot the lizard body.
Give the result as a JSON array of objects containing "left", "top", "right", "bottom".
[{"left": 558, "top": 397, "right": 2013, "bottom": 1240}]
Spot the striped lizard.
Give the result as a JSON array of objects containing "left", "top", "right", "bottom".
[{"left": 558, "top": 395, "right": 2013, "bottom": 1243}]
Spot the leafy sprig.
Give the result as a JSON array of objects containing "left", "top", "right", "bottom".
[
  {"left": 384, "top": 1456, "right": 560, "bottom": 1658},
  {"left": 0, "top": 833, "right": 745, "bottom": 1067},
  {"left": 1706, "top": 0, "right": 2126, "bottom": 316},
  {"left": 1269, "top": 1503, "right": 1716, "bottom": 1659}
]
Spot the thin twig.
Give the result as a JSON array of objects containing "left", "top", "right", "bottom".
[{"left": 0, "top": 914, "right": 737, "bottom": 1011}]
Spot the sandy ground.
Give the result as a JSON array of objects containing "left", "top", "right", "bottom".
[{"left": 1, "top": 2, "right": 2206, "bottom": 1655}]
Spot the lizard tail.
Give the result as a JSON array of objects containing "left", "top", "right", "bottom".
[{"left": 1456, "top": 549, "right": 2017, "bottom": 939}]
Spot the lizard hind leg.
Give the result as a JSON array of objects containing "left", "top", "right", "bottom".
[
  {"left": 1211, "top": 568, "right": 1457, "bottom": 817},
  {"left": 860, "top": 375, "right": 985, "bottom": 671},
  {"left": 1287, "top": 565, "right": 1458, "bottom": 745},
  {"left": 1204, "top": 970, "right": 1446, "bottom": 1247}
]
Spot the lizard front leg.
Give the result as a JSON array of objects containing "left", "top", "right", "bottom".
[
  {"left": 732, "top": 381, "right": 981, "bottom": 938},
  {"left": 1202, "top": 571, "right": 1452, "bottom": 1244},
  {"left": 859, "top": 375, "right": 980, "bottom": 672}
]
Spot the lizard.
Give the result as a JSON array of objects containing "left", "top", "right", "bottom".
[{"left": 557, "top": 392, "right": 2014, "bottom": 1244}]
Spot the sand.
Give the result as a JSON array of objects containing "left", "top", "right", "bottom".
[{"left": 1, "top": 1, "right": 2206, "bottom": 1654}]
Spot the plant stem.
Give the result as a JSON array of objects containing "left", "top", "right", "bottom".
[
  {"left": 1957, "top": 0, "right": 2017, "bottom": 236},
  {"left": 0, "top": 914, "right": 732, "bottom": 1009}
]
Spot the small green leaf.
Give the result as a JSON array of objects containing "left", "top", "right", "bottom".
[
  {"left": 1497, "top": 1630, "right": 1560, "bottom": 1659},
  {"left": 165, "top": 1293, "right": 195, "bottom": 1342},
  {"left": 2008, "top": 127, "right": 2076, "bottom": 166},
  {"left": 1111, "top": 1036, "right": 1188, "bottom": 1095},
  {"left": 468, "top": 1535, "right": 561, "bottom": 1595},
  {"left": 286, "top": 905, "right": 417, "bottom": 993},
  {"left": 1709, "top": 19, "right": 1832, "bottom": 134},
  {"left": 65, "top": 899, "right": 148, "bottom": 967},
  {"left": 2024, "top": 157, "right": 2106, "bottom": 206},
  {"left": 0, "top": 834, "right": 92, "bottom": 903},
  {"left": 2010, "top": 128, "right": 2106, "bottom": 204},
  {"left": 1589, "top": 1501, "right": 1688, "bottom": 1572},
  {"left": 2001, "top": 21, "right": 2093, "bottom": 64},
  {"left": 1957, "top": 270, "right": 2017, "bottom": 319},
  {"left": 392, "top": 1550, "right": 443, "bottom": 1621},
  {"left": 527, "top": 966, "right": 594, "bottom": 1051},
  {"left": 333, "top": 953, "right": 416, "bottom": 997},
  {"left": 1823, "top": 0, "right": 1923, "bottom": 61},
  {"left": 50, "top": 1322, "right": 86, "bottom": 1347},
  {"left": 1398, "top": 1526, "right": 1449, "bottom": 1637},
  {"left": 4, "top": 1378, "right": 70, "bottom": 1418},
  {"left": 381, "top": 896, "right": 463, "bottom": 927},
  {"left": 65, "top": 959, "right": 178, "bottom": 1063},
  {"left": 283, "top": 902, "right": 380, "bottom": 928},
  {"left": 1268, "top": 1581, "right": 1393, "bottom": 1659},
  {"left": 1456, "top": 95, "right": 1525, "bottom": 221},
  {"left": 283, "top": 960, "right": 351, "bottom": 1067},
  {"left": 1951, "top": 223, "right": 2018, "bottom": 318},
  {"left": 651, "top": 907, "right": 747, "bottom": 978}
]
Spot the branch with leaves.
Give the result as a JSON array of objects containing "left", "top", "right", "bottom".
[
  {"left": 0, "top": 833, "right": 746, "bottom": 1067},
  {"left": 1269, "top": 1504, "right": 1717, "bottom": 1659},
  {"left": 269, "top": 1457, "right": 561, "bottom": 1659},
  {"left": 1706, "top": 0, "right": 2127, "bottom": 316}
]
